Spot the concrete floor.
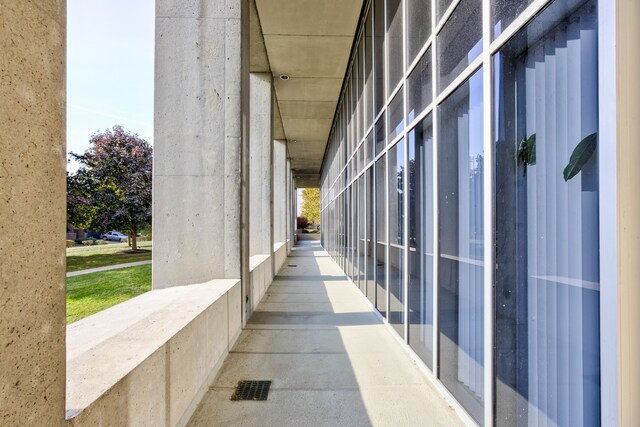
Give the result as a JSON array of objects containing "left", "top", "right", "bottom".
[{"left": 188, "top": 242, "right": 465, "bottom": 427}]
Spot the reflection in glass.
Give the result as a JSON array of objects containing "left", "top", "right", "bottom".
[
  {"left": 375, "top": 155, "right": 387, "bottom": 317},
  {"left": 374, "top": 0, "right": 385, "bottom": 114},
  {"left": 493, "top": 1, "right": 600, "bottom": 425},
  {"left": 388, "top": 139, "right": 405, "bottom": 337},
  {"left": 407, "top": 0, "right": 431, "bottom": 65},
  {"left": 438, "top": 68, "right": 484, "bottom": 424},
  {"left": 387, "top": 0, "right": 404, "bottom": 95},
  {"left": 388, "top": 89, "right": 405, "bottom": 142},
  {"left": 408, "top": 115, "right": 434, "bottom": 369},
  {"left": 437, "top": 0, "right": 482, "bottom": 92},
  {"left": 366, "top": 131, "right": 374, "bottom": 165},
  {"left": 407, "top": 49, "right": 432, "bottom": 124}
]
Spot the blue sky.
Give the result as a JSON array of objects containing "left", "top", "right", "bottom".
[{"left": 67, "top": 0, "right": 155, "bottom": 171}]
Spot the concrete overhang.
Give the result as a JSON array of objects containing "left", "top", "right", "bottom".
[{"left": 252, "top": 0, "right": 364, "bottom": 187}]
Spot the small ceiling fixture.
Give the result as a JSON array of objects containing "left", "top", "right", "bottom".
[{"left": 279, "top": 74, "right": 290, "bottom": 81}]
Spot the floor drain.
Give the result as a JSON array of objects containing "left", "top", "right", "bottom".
[
  {"left": 288, "top": 264, "right": 297, "bottom": 267},
  {"left": 231, "top": 380, "right": 271, "bottom": 401}
]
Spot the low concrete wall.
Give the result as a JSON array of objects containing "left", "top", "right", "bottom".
[
  {"left": 274, "top": 241, "right": 288, "bottom": 273},
  {"left": 249, "top": 254, "right": 273, "bottom": 311},
  {"left": 66, "top": 280, "right": 241, "bottom": 427}
]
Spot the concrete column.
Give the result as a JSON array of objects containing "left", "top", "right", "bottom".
[
  {"left": 286, "top": 159, "right": 292, "bottom": 244},
  {"left": 249, "top": 73, "right": 272, "bottom": 256},
  {"left": 154, "top": 0, "right": 249, "bottom": 288},
  {"left": 273, "top": 140, "right": 287, "bottom": 243},
  {"left": 0, "top": 2, "right": 66, "bottom": 425}
]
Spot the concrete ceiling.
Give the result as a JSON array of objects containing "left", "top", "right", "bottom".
[{"left": 253, "top": 0, "right": 364, "bottom": 187}]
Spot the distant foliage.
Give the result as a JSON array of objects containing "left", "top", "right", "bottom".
[
  {"left": 297, "top": 216, "right": 309, "bottom": 230},
  {"left": 301, "top": 188, "right": 320, "bottom": 225},
  {"left": 67, "top": 125, "right": 152, "bottom": 251}
]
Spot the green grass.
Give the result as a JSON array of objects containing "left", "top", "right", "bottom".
[
  {"left": 66, "top": 264, "right": 151, "bottom": 324},
  {"left": 66, "top": 241, "right": 152, "bottom": 272}
]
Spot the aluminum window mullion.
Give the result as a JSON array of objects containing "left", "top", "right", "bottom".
[
  {"left": 384, "top": 0, "right": 390, "bottom": 323},
  {"left": 431, "top": 0, "right": 440, "bottom": 381},
  {"left": 482, "top": 0, "right": 494, "bottom": 425},
  {"left": 402, "top": 0, "right": 409, "bottom": 343}
]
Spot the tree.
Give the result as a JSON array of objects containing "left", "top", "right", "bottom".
[
  {"left": 68, "top": 125, "right": 152, "bottom": 251},
  {"left": 301, "top": 188, "right": 320, "bottom": 226},
  {"left": 297, "top": 216, "right": 309, "bottom": 230}
]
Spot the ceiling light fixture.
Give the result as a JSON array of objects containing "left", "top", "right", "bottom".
[{"left": 279, "top": 74, "right": 290, "bottom": 81}]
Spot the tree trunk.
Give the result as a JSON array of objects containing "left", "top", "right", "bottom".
[{"left": 130, "top": 227, "right": 138, "bottom": 251}]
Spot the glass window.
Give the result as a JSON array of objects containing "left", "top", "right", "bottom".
[
  {"left": 351, "top": 70, "right": 358, "bottom": 155},
  {"left": 375, "top": 155, "right": 387, "bottom": 317},
  {"left": 345, "top": 187, "right": 353, "bottom": 279},
  {"left": 408, "top": 115, "right": 434, "bottom": 369},
  {"left": 407, "top": 48, "right": 432, "bottom": 124},
  {"left": 374, "top": 0, "right": 386, "bottom": 115},
  {"left": 407, "top": 0, "right": 432, "bottom": 64},
  {"left": 492, "top": 0, "right": 533, "bottom": 39},
  {"left": 375, "top": 112, "right": 386, "bottom": 155},
  {"left": 358, "top": 175, "right": 367, "bottom": 293},
  {"left": 437, "top": 0, "right": 482, "bottom": 92},
  {"left": 367, "top": 167, "right": 376, "bottom": 304},
  {"left": 366, "top": 130, "right": 374, "bottom": 165},
  {"left": 357, "top": 42, "right": 365, "bottom": 143},
  {"left": 438, "top": 68, "right": 484, "bottom": 424},
  {"left": 388, "top": 88, "right": 405, "bottom": 142},
  {"left": 365, "top": 11, "right": 374, "bottom": 129},
  {"left": 493, "top": 1, "right": 600, "bottom": 425},
  {"left": 388, "top": 139, "right": 405, "bottom": 337},
  {"left": 387, "top": 0, "right": 404, "bottom": 95}
]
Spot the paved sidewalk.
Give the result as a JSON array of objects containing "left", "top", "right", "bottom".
[
  {"left": 66, "top": 260, "right": 152, "bottom": 278},
  {"left": 188, "top": 242, "right": 464, "bottom": 427}
]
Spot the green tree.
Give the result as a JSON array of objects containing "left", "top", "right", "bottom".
[
  {"left": 301, "top": 188, "right": 320, "bottom": 226},
  {"left": 68, "top": 125, "right": 152, "bottom": 251}
]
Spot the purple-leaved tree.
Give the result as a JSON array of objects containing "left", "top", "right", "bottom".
[{"left": 68, "top": 125, "right": 152, "bottom": 251}]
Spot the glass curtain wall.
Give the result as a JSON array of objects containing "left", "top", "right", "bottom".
[{"left": 319, "top": 0, "right": 602, "bottom": 425}]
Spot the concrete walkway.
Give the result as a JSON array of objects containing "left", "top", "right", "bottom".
[
  {"left": 66, "top": 260, "right": 152, "bottom": 277},
  {"left": 188, "top": 242, "right": 465, "bottom": 427}
]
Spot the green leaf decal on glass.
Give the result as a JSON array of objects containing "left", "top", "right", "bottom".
[
  {"left": 563, "top": 132, "right": 597, "bottom": 181},
  {"left": 517, "top": 133, "right": 536, "bottom": 176}
]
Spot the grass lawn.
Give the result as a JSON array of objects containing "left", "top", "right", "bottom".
[
  {"left": 66, "top": 241, "right": 152, "bottom": 272},
  {"left": 66, "top": 264, "right": 151, "bottom": 324}
]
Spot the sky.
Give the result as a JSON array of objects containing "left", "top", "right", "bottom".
[{"left": 67, "top": 0, "right": 155, "bottom": 171}]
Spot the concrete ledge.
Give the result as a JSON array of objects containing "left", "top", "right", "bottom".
[
  {"left": 274, "top": 241, "right": 287, "bottom": 273},
  {"left": 249, "top": 254, "right": 273, "bottom": 311},
  {"left": 66, "top": 279, "right": 241, "bottom": 426}
]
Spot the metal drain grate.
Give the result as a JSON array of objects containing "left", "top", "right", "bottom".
[{"left": 231, "top": 380, "right": 271, "bottom": 401}]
